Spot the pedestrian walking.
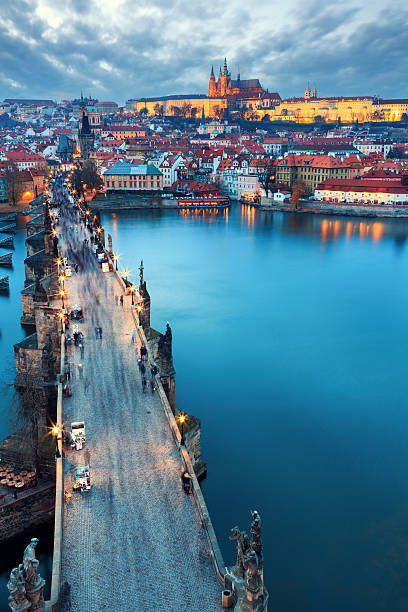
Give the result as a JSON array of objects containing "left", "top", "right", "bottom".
[
  {"left": 142, "top": 377, "right": 147, "bottom": 393},
  {"left": 141, "top": 346, "right": 147, "bottom": 362},
  {"left": 151, "top": 364, "right": 158, "bottom": 377},
  {"left": 140, "top": 363, "right": 146, "bottom": 376},
  {"left": 150, "top": 379, "right": 155, "bottom": 394},
  {"left": 77, "top": 362, "right": 83, "bottom": 379},
  {"left": 79, "top": 342, "right": 84, "bottom": 359},
  {"left": 120, "top": 295, "right": 124, "bottom": 307},
  {"left": 131, "top": 329, "right": 136, "bottom": 345},
  {"left": 94, "top": 327, "right": 99, "bottom": 339},
  {"left": 99, "top": 327, "right": 103, "bottom": 339}
]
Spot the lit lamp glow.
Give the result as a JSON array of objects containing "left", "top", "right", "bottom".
[
  {"left": 129, "top": 284, "right": 136, "bottom": 305},
  {"left": 177, "top": 413, "right": 187, "bottom": 445},
  {"left": 136, "top": 303, "right": 142, "bottom": 326},
  {"left": 52, "top": 424, "right": 62, "bottom": 457}
]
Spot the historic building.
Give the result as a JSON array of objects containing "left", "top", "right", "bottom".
[
  {"left": 208, "top": 58, "right": 263, "bottom": 98},
  {"left": 78, "top": 98, "right": 95, "bottom": 159},
  {"left": 102, "top": 159, "right": 163, "bottom": 193},
  {"left": 274, "top": 154, "right": 362, "bottom": 195},
  {"left": 126, "top": 65, "right": 408, "bottom": 123},
  {"left": 126, "top": 58, "right": 271, "bottom": 118}
]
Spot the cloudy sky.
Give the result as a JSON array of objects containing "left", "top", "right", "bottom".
[{"left": 1, "top": 0, "right": 407, "bottom": 104}]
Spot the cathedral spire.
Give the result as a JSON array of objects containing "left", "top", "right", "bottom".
[
  {"left": 211, "top": 64, "right": 214, "bottom": 77},
  {"left": 223, "top": 57, "right": 228, "bottom": 76}
]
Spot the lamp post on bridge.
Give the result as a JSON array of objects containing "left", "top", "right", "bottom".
[
  {"left": 177, "top": 413, "right": 187, "bottom": 446},
  {"left": 59, "top": 289, "right": 65, "bottom": 309},
  {"left": 129, "top": 284, "right": 136, "bottom": 305},
  {"left": 52, "top": 425, "right": 62, "bottom": 458},
  {"left": 136, "top": 303, "right": 142, "bottom": 326},
  {"left": 113, "top": 253, "right": 119, "bottom": 271}
]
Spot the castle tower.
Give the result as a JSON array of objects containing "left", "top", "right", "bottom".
[
  {"left": 305, "top": 82, "right": 311, "bottom": 100},
  {"left": 208, "top": 65, "right": 217, "bottom": 97},
  {"left": 312, "top": 84, "right": 317, "bottom": 98},
  {"left": 219, "top": 58, "right": 230, "bottom": 96},
  {"left": 78, "top": 96, "right": 94, "bottom": 159}
]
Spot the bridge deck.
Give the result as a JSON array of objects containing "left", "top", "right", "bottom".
[{"left": 60, "top": 242, "right": 222, "bottom": 610}]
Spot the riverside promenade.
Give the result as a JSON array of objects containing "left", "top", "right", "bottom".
[{"left": 58, "top": 216, "right": 222, "bottom": 609}]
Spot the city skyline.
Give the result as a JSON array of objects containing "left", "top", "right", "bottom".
[{"left": 1, "top": 0, "right": 408, "bottom": 104}]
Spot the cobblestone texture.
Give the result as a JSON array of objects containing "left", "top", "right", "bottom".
[{"left": 59, "top": 226, "right": 222, "bottom": 611}]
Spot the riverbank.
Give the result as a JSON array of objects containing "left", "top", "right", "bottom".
[
  {"left": 88, "top": 196, "right": 229, "bottom": 211},
  {"left": 257, "top": 201, "right": 408, "bottom": 218}
]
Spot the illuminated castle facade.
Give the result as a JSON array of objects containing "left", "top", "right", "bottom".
[
  {"left": 126, "top": 63, "right": 408, "bottom": 123},
  {"left": 208, "top": 58, "right": 264, "bottom": 98}
]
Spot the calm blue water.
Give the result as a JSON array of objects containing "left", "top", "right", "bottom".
[
  {"left": 2, "top": 205, "right": 408, "bottom": 610},
  {"left": 101, "top": 204, "right": 408, "bottom": 612}
]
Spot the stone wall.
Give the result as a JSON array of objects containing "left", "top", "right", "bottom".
[{"left": 0, "top": 482, "right": 55, "bottom": 545}]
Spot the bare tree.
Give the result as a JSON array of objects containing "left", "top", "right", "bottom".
[
  {"left": 256, "top": 158, "right": 275, "bottom": 198},
  {"left": 6, "top": 162, "right": 24, "bottom": 206},
  {"left": 153, "top": 103, "right": 164, "bottom": 116},
  {"left": 290, "top": 180, "right": 307, "bottom": 209},
  {"left": 9, "top": 377, "right": 51, "bottom": 473},
  {"left": 181, "top": 102, "right": 192, "bottom": 118}
]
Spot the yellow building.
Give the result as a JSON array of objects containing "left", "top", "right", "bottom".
[
  {"left": 126, "top": 75, "right": 408, "bottom": 122},
  {"left": 275, "top": 154, "right": 362, "bottom": 195},
  {"left": 256, "top": 86, "right": 408, "bottom": 123},
  {"left": 103, "top": 159, "right": 163, "bottom": 192},
  {"left": 126, "top": 96, "right": 227, "bottom": 118}
]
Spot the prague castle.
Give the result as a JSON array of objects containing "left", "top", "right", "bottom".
[
  {"left": 208, "top": 58, "right": 263, "bottom": 97},
  {"left": 126, "top": 60, "right": 408, "bottom": 123}
]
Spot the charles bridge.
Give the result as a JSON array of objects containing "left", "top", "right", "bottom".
[{"left": 1, "top": 182, "right": 268, "bottom": 611}]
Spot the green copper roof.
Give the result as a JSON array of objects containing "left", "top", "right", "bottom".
[{"left": 103, "top": 160, "right": 162, "bottom": 176}]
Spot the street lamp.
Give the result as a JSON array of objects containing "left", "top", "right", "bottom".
[
  {"left": 59, "top": 289, "right": 65, "bottom": 309},
  {"left": 52, "top": 425, "right": 62, "bottom": 458},
  {"left": 129, "top": 284, "right": 136, "bottom": 305},
  {"left": 59, "top": 274, "right": 65, "bottom": 288},
  {"left": 177, "top": 413, "right": 187, "bottom": 445},
  {"left": 122, "top": 269, "right": 130, "bottom": 286},
  {"left": 113, "top": 253, "right": 119, "bottom": 270},
  {"left": 136, "top": 303, "right": 142, "bottom": 326}
]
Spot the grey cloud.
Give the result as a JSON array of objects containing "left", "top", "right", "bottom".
[{"left": 0, "top": 0, "right": 406, "bottom": 103}]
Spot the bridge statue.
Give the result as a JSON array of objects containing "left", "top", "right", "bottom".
[
  {"left": 7, "top": 566, "right": 30, "bottom": 611},
  {"left": 230, "top": 526, "right": 250, "bottom": 578},
  {"left": 228, "top": 512, "right": 267, "bottom": 611},
  {"left": 7, "top": 538, "right": 45, "bottom": 611}
]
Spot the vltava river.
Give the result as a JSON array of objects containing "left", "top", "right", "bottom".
[
  {"left": 1, "top": 204, "right": 408, "bottom": 610},
  {"left": 102, "top": 204, "right": 408, "bottom": 612}
]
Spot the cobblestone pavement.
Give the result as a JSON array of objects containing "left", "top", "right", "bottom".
[{"left": 59, "top": 222, "right": 222, "bottom": 611}]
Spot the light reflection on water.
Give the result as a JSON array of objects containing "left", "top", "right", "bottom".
[
  {"left": 100, "top": 203, "right": 408, "bottom": 612},
  {"left": 2, "top": 205, "right": 408, "bottom": 610}
]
